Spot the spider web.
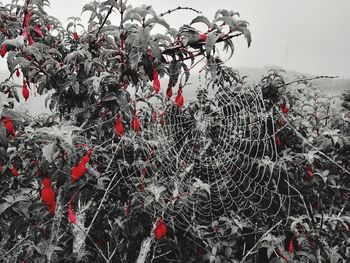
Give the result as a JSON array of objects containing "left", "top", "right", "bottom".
[{"left": 117, "top": 68, "right": 297, "bottom": 241}]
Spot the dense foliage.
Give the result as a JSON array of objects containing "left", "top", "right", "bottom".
[{"left": 0, "top": 0, "right": 349, "bottom": 262}]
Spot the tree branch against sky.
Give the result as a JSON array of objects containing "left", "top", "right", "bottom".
[{"left": 34, "top": 0, "right": 350, "bottom": 78}]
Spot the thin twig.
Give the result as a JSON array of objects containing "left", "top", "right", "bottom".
[
  {"left": 0, "top": 234, "right": 30, "bottom": 261},
  {"left": 159, "top": 6, "right": 202, "bottom": 17},
  {"left": 96, "top": 5, "right": 114, "bottom": 38},
  {"left": 77, "top": 140, "right": 124, "bottom": 252},
  {"left": 75, "top": 223, "right": 109, "bottom": 262},
  {"left": 278, "top": 75, "right": 339, "bottom": 89},
  {"left": 284, "top": 179, "right": 311, "bottom": 219},
  {"left": 240, "top": 220, "right": 282, "bottom": 263}
]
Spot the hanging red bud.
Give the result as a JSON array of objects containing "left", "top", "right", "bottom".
[
  {"left": 81, "top": 152, "right": 90, "bottom": 165},
  {"left": 275, "top": 135, "right": 281, "bottom": 146},
  {"left": 35, "top": 23, "right": 43, "bottom": 37},
  {"left": 22, "top": 80, "right": 29, "bottom": 101},
  {"left": 16, "top": 69, "right": 20, "bottom": 77},
  {"left": 41, "top": 178, "right": 57, "bottom": 215},
  {"left": 0, "top": 44, "right": 7, "bottom": 57},
  {"left": 11, "top": 166, "right": 19, "bottom": 177},
  {"left": 282, "top": 104, "right": 288, "bottom": 114},
  {"left": 153, "top": 65, "right": 160, "bottom": 94},
  {"left": 160, "top": 111, "right": 165, "bottom": 125},
  {"left": 71, "top": 159, "right": 87, "bottom": 183},
  {"left": 23, "top": 10, "right": 31, "bottom": 28},
  {"left": 4, "top": 117, "right": 16, "bottom": 137},
  {"left": 73, "top": 32, "right": 79, "bottom": 41},
  {"left": 305, "top": 165, "right": 314, "bottom": 177},
  {"left": 115, "top": 114, "right": 124, "bottom": 137},
  {"left": 289, "top": 235, "right": 295, "bottom": 255},
  {"left": 132, "top": 113, "right": 141, "bottom": 132},
  {"left": 28, "top": 35, "right": 34, "bottom": 45},
  {"left": 175, "top": 86, "right": 184, "bottom": 108},
  {"left": 166, "top": 85, "right": 172, "bottom": 99},
  {"left": 154, "top": 218, "right": 167, "bottom": 240},
  {"left": 68, "top": 205, "right": 77, "bottom": 224},
  {"left": 124, "top": 204, "right": 129, "bottom": 216},
  {"left": 277, "top": 116, "right": 286, "bottom": 127},
  {"left": 200, "top": 33, "right": 207, "bottom": 41},
  {"left": 152, "top": 112, "right": 157, "bottom": 123},
  {"left": 71, "top": 163, "right": 87, "bottom": 183}
]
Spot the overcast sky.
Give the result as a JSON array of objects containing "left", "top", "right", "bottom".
[{"left": 3, "top": 0, "right": 350, "bottom": 78}]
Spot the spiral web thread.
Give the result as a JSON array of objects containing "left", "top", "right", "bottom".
[{"left": 116, "top": 70, "right": 299, "bottom": 245}]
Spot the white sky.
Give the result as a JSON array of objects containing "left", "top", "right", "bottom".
[{"left": 3, "top": 0, "right": 350, "bottom": 78}]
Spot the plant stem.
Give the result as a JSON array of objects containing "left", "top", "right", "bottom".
[{"left": 240, "top": 220, "right": 282, "bottom": 263}]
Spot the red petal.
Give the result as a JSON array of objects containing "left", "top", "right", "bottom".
[
  {"left": 153, "top": 65, "right": 160, "bottom": 94},
  {"left": 81, "top": 154, "right": 90, "bottom": 164},
  {"left": 73, "top": 32, "right": 79, "bottom": 41},
  {"left": 43, "top": 178, "right": 51, "bottom": 188},
  {"left": 35, "top": 23, "right": 43, "bottom": 37},
  {"left": 115, "top": 115, "right": 124, "bottom": 136},
  {"left": 166, "top": 85, "right": 172, "bottom": 99},
  {"left": 24, "top": 11, "right": 31, "bottom": 28},
  {"left": 289, "top": 236, "right": 294, "bottom": 254},
  {"left": 152, "top": 112, "right": 157, "bottom": 123},
  {"left": 154, "top": 218, "right": 167, "bottom": 240},
  {"left": 0, "top": 44, "right": 7, "bottom": 57},
  {"left": 200, "top": 33, "right": 207, "bottom": 41},
  {"left": 68, "top": 205, "right": 77, "bottom": 224},
  {"left": 275, "top": 135, "right": 281, "bottom": 146},
  {"left": 160, "top": 112, "right": 165, "bottom": 125},
  {"left": 71, "top": 162, "right": 87, "bottom": 183},
  {"left": 4, "top": 117, "right": 16, "bottom": 137},
  {"left": 175, "top": 88, "right": 184, "bottom": 108},
  {"left": 48, "top": 201, "right": 56, "bottom": 215},
  {"left": 28, "top": 35, "right": 34, "bottom": 45},
  {"left": 306, "top": 166, "right": 314, "bottom": 177},
  {"left": 42, "top": 183, "right": 56, "bottom": 215},
  {"left": 11, "top": 166, "right": 18, "bottom": 177},
  {"left": 46, "top": 23, "right": 51, "bottom": 31},
  {"left": 22, "top": 80, "right": 29, "bottom": 101},
  {"left": 132, "top": 114, "right": 141, "bottom": 132},
  {"left": 282, "top": 105, "right": 288, "bottom": 114}
]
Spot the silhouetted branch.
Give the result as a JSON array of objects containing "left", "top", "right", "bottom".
[{"left": 160, "top": 6, "right": 202, "bottom": 17}]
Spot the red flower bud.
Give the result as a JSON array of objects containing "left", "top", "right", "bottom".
[
  {"left": 22, "top": 80, "right": 29, "bottom": 101},
  {"left": 175, "top": 86, "right": 184, "bottom": 108},
  {"left": 166, "top": 85, "right": 172, "bottom": 99},
  {"left": 16, "top": 69, "right": 21, "bottom": 77},
  {"left": 282, "top": 105, "right": 288, "bottom": 114},
  {"left": 12, "top": 166, "right": 19, "bottom": 177},
  {"left": 28, "top": 35, "right": 34, "bottom": 45},
  {"left": 68, "top": 205, "right": 77, "bottom": 224},
  {"left": 132, "top": 113, "right": 141, "bottom": 132},
  {"left": 35, "top": 23, "right": 43, "bottom": 37},
  {"left": 4, "top": 117, "right": 16, "bottom": 137},
  {"left": 199, "top": 33, "right": 207, "bottom": 41},
  {"left": 154, "top": 218, "right": 167, "bottom": 240},
  {"left": 153, "top": 64, "right": 160, "bottom": 94},
  {"left": 73, "top": 32, "right": 79, "bottom": 41},
  {"left": 71, "top": 161, "right": 87, "bottom": 183},
  {"left": 0, "top": 44, "right": 7, "bottom": 58},
  {"left": 305, "top": 165, "right": 314, "bottom": 177},
  {"left": 152, "top": 111, "right": 157, "bottom": 123},
  {"left": 115, "top": 114, "right": 124, "bottom": 137},
  {"left": 289, "top": 235, "right": 295, "bottom": 255}
]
